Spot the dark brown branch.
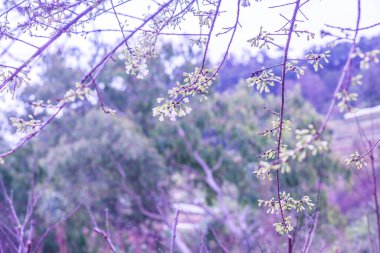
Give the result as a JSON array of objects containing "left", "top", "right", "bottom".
[
  {"left": 0, "top": 169, "right": 40, "bottom": 253},
  {"left": 75, "top": 29, "right": 208, "bottom": 36},
  {"left": 0, "top": 0, "right": 176, "bottom": 160},
  {"left": 0, "top": 0, "right": 27, "bottom": 18},
  {"left": 210, "top": 228, "right": 229, "bottom": 253},
  {"left": 3, "top": 33, "right": 39, "bottom": 49},
  {"left": 0, "top": 1, "right": 103, "bottom": 92},
  {"left": 355, "top": 137, "right": 380, "bottom": 161},
  {"left": 275, "top": 2, "right": 301, "bottom": 250},
  {"left": 250, "top": 63, "right": 284, "bottom": 77},
  {"left": 88, "top": 207, "right": 118, "bottom": 253},
  {"left": 369, "top": 140, "right": 380, "bottom": 253},
  {"left": 367, "top": 214, "right": 377, "bottom": 253},
  {"left": 325, "top": 22, "right": 380, "bottom": 32},
  {"left": 110, "top": 0, "right": 127, "bottom": 41},
  {"left": 0, "top": 177, "right": 22, "bottom": 230},
  {"left": 169, "top": 209, "right": 180, "bottom": 253},
  {"left": 269, "top": 1, "right": 296, "bottom": 9},
  {"left": 0, "top": 102, "right": 66, "bottom": 159},
  {"left": 199, "top": 0, "right": 222, "bottom": 71},
  {"left": 80, "top": 0, "right": 175, "bottom": 84},
  {"left": 212, "top": 0, "right": 242, "bottom": 76},
  {"left": 301, "top": 212, "right": 319, "bottom": 253},
  {"left": 263, "top": 106, "right": 280, "bottom": 115},
  {"left": 90, "top": 75, "right": 113, "bottom": 114},
  {"left": 0, "top": 64, "right": 17, "bottom": 69},
  {"left": 79, "top": 0, "right": 144, "bottom": 23},
  {"left": 177, "top": 127, "right": 221, "bottom": 194},
  {"left": 32, "top": 206, "right": 81, "bottom": 253},
  {"left": 299, "top": 0, "right": 362, "bottom": 153}
]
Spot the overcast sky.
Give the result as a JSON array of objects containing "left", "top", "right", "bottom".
[
  {"left": 1, "top": 0, "right": 380, "bottom": 66},
  {"left": 206, "top": 0, "right": 380, "bottom": 60}
]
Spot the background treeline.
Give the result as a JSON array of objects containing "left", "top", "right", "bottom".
[{"left": 0, "top": 35, "right": 379, "bottom": 252}]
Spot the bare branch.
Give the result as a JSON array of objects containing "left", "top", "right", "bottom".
[
  {"left": 210, "top": 228, "right": 229, "bottom": 253},
  {"left": 33, "top": 206, "right": 81, "bottom": 253},
  {"left": 169, "top": 209, "right": 180, "bottom": 253},
  {"left": 369, "top": 139, "right": 380, "bottom": 253},
  {"left": 275, "top": 1, "right": 301, "bottom": 247},
  {"left": 325, "top": 22, "right": 380, "bottom": 32},
  {"left": 87, "top": 207, "right": 118, "bottom": 253},
  {"left": 0, "top": 1, "right": 103, "bottom": 92}
]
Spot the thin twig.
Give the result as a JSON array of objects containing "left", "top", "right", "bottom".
[
  {"left": 275, "top": 2, "right": 301, "bottom": 251},
  {"left": 87, "top": 207, "right": 118, "bottom": 253},
  {"left": 369, "top": 140, "right": 380, "bottom": 253},
  {"left": 298, "top": 0, "right": 362, "bottom": 154},
  {"left": 0, "top": 0, "right": 175, "bottom": 160},
  {"left": 33, "top": 206, "right": 81, "bottom": 253},
  {"left": 325, "top": 22, "right": 380, "bottom": 32},
  {"left": 269, "top": 1, "right": 296, "bottom": 9},
  {"left": 210, "top": 228, "right": 228, "bottom": 253},
  {"left": 302, "top": 179, "right": 322, "bottom": 253},
  {"left": 169, "top": 209, "right": 180, "bottom": 253},
  {"left": 0, "top": 1, "right": 103, "bottom": 92}
]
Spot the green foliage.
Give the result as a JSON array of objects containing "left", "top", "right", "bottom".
[
  {"left": 2, "top": 0, "right": 379, "bottom": 249},
  {"left": 0, "top": 60, "right": 343, "bottom": 250},
  {"left": 40, "top": 109, "right": 165, "bottom": 207},
  {"left": 30, "top": 109, "right": 167, "bottom": 250}
]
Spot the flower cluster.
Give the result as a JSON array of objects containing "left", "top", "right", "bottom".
[
  {"left": 294, "top": 124, "right": 328, "bottom": 161},
  {"left": 246, "top": 69, "right": 281, "bottom": 93},
  {"left": 254, "top": 144, "right": 291, "bottom": 180},
  {"left": 10, "top": 115, "right": 41, "bottom": 134},
  {"left": 61, "top": 82, "right": 91, "bottom": 103},
  {"left": 0, "top": 69, "right": 30, "bottom": 94},
  {"left": 247, "top": 26, "right": 275, "bottom": 49},
  {"left": 345, "top": 151, "right": 367, "bottom": 170},
  {"left": 254, "top": 161, "right": 279, "bottom": 180},
  {"left": 259, "top": 192, "right": 314, "bottom": 234},
  {"left": 124, "top": 34, "right": 157, "bottom": 79},
  {"left": 355, "top": 48, "right": 379, "bottom": 70},
  {"left": 305, "top": 50, "right": 330, "bottom": 71},
  {"left": 153, "top": 67, "right": 217, "bottom": 121},
  {"left": 274, "top": 216, "right": 293, "bottom": 235},
  {"left": 351, "top": 74, "right": 363, "bottom": 86},
  {"left": 336, "top": 89, "right": 358, "bottom": 112},
  {"left": 286, "top": 62, "right": 305, "bottom": 78}
]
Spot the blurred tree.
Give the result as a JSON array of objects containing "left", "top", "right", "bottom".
[
  {"left": 1, "top": 52, "right": 346, "bottom": 252},
  {"left": 0, "top": 0, "right": 379, "bottom": 251}
]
